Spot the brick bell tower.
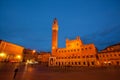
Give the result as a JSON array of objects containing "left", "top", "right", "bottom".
[{"left": 52, "top": 18, "right": 59, "bottom": 55}]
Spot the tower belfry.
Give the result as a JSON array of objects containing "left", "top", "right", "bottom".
[{"left": 52, "top": 18, "right": 59, "bottom": 54}]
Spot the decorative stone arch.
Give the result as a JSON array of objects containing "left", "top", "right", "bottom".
[{"left": 49, "top": 57, "right": 56, "bottom": 66}]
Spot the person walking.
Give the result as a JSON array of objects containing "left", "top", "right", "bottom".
[{"left": 13, "top": 67, "right": 18, "bottom": 80}]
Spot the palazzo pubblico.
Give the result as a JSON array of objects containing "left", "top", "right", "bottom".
[{"left": 49, "top": 18, "right": 120, "bottom": 67}]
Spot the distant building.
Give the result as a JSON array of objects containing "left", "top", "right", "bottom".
[
  {"left": 100, "top": 43, "right": 120, "bottom": 52},
  {"left": 38, "top": 52, "right": 51, "bottom": 65},
  {"left": 23, "top": 49, "right": 37, "bottom": 62},
  {"left": 98, "top": 43, "right": 120, "bottom": 66},
  {"left": 0, "top": 40, "right": 24, "bottom": 62},
  {"left": 49, "top": 18, "right": 120, "bottom": 67},
  {"left": 49, "top": 18, "right": 98, "bottom": 67}
]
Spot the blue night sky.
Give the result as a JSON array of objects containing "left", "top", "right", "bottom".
[{"left": 0, "top": 0, "right": 120, "bottom": 52}]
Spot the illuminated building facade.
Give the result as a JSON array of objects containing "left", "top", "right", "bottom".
[
  {"left": 52, "top": 18, "right": 58, "bottom": 55},
  {"left": 49, "top": 18, "right": 98, "bottom": 66},
  {"left": 97, "top": 43, "right": 120, "bottom": 66},
  {"left": 38, "top": 52, "right": 51, "bottom": 65},
  {"left": 23, "top": 49, "right": 37, "bottom": 62},
  {"left": 0, "top": 40, "right": 24, "bottom": 62}
]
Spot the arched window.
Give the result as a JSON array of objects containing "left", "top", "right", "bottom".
[
  {"left": 75, "top": 62, "right": 77, "bottom": 65},
  {"left": 83, "top": 62, "right": 86, "bottom": 65},
  {"left": 74, "top": 49, "right": 76, "bottom": 51},
  {"left": 91, "top": 62, "right": 94, "bottom": 65}
]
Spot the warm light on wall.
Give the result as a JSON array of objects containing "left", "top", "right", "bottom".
[
  {"left": 33, "top": 50, "right": 36, "bottom": 53},
  {"left": 16, "top": 55, "right": 21, "bottom": 59},
  {"left": 0, "top": 52, "right": 6, "bottom": 57}
]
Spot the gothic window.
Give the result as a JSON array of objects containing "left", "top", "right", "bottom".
[
  {"left": 68, "top": 50, "right": 70, "bottom": 52},
  {"left": 116, "top": 61, "right": 119, "bottom": 65},
  {"left": 78, "top": 62, "right": 81, "bottom": 65},
  {"left": 110, "top": 54, "right": 112, "bottom": 57},
  {"left": 72, "top": 62, "right": 74, "bottom": 65},
  {"left": 89, "top": 47, "right": 92, "bottom": 49},
  {"left": 68, "top": 62, "right": 70, "bottom": 64},
  {"left": 106, "top": 55, "right": 108, "bottom": 57},
  {"left": 91, "top": 62, "right": 94, "bottom": 65},
  {"left": 83, "top": 62, "right": 86, "bottom": 65},
  {"left": 119, "top": 54, "right": 120, "bottom": 56},
  {"left": 90, "top": 55, "right": 93, "bottom": 58},
  {"left": 114, "top": 54, "right": 117, "bottom": 56},
  {"left": 62, "top": 62, "right": 63, "bottom": 65},
  {"left": 75, "top": 62, "right": 77, "bottom": 65},
  {"left": 74, "top": 56, "right": 76, "bottom": 58},
  {"left": 86, "top": 55, "right": 89, "bottom": 58},
  {"left": 77, "top": 43, "right": 79, "bottom": 46},
  {"left": 64, "top": 50, "right": 66, "bottom": 52},
  {"left": 82, "top": 56, "right": 85, "bottom": 58},
  {"left": 74, "top": 49, "right": 76, "bottom": 51},
  {"left": 81, "top": 48, "right": 84, "bottom": 51},
  {"left": 103, "top": 55, "right": 104, "bottom": 57}
]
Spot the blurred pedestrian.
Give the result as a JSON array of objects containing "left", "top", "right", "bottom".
[{"left": 13, "top": 67, "right": 18, "bottom": 80}]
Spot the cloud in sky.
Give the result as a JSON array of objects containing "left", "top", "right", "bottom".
[{"left": 82, "top": 25, "right": 120, "bottom": 50}]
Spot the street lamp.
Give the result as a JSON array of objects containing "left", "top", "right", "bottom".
[
  {"left": 0, "top": 52, "right": 6, "bottom": 61},
  {"left": 0, "top": 53, "right": 6, "bottom": 57},
  {"left": 16, "top": 55, "right": 21, "bottom": 59},
  {"left": 33, "top": 50, "right": 36, "bottom": 53},
  {"left": 32, "top": 50, "right": 36, "bottom": 55}
]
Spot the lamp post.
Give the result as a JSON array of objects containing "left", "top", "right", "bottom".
[
  {"left": 32, "top": 50, "right": 36, "bottom": 54},
  {"left": 0, "top": 52, "right": 6, "bottom": 62}
]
